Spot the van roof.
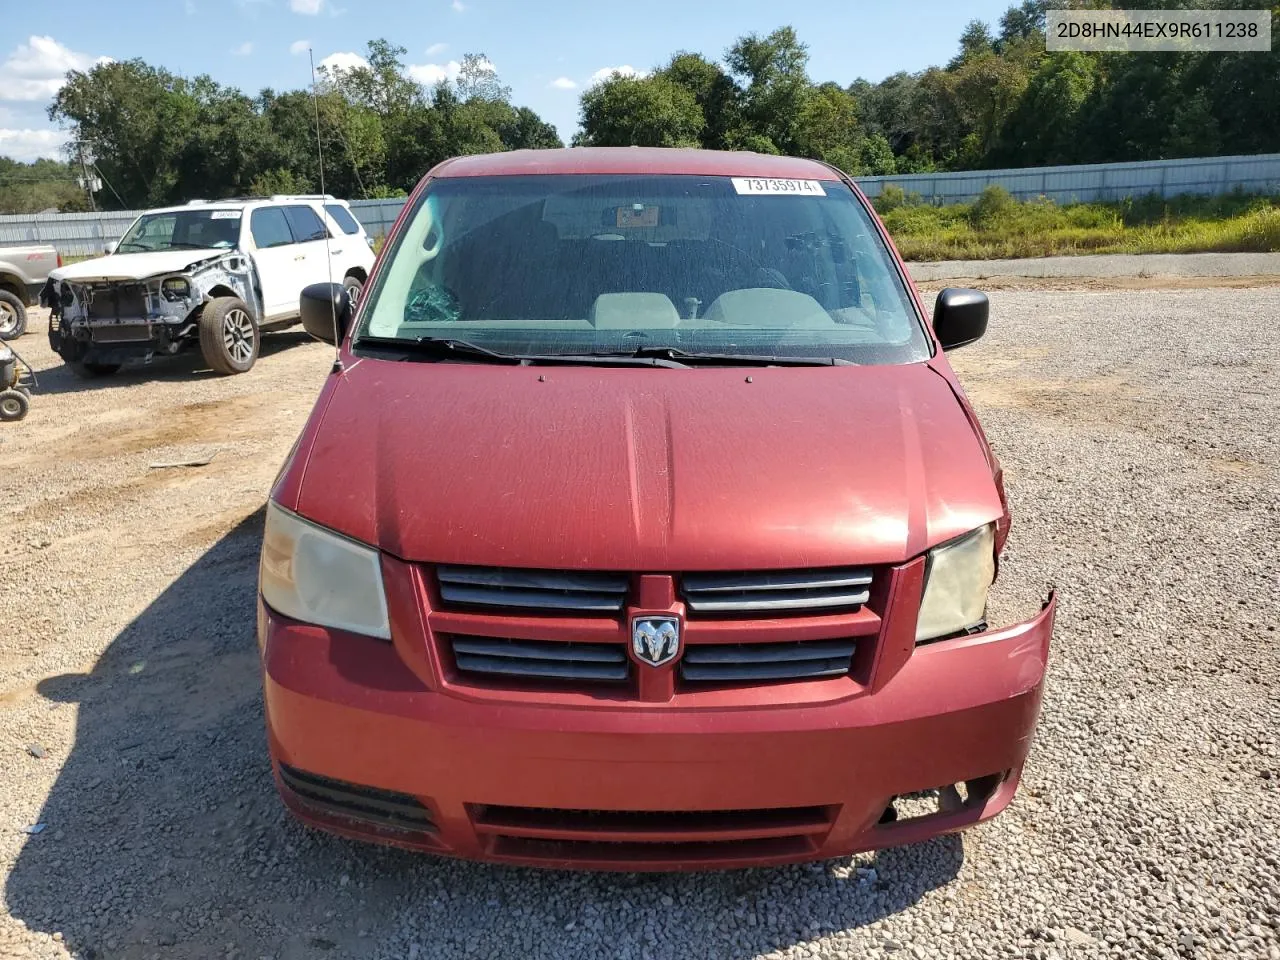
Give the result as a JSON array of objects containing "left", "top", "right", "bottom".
[{"left": 431, "top": 147, "right": 844, "bottom": 181}]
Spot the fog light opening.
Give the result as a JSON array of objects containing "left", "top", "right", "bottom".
[{"left": 879, "top": 772, "right": 1007, "bottom": 826}]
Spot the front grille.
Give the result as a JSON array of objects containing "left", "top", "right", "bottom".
[
  {"left": 448, "top": 635, "right": 629, "bottom": 683},
  {"left": 680, "top": 568, "right": 873, "bottom": 616},
  {"left": 86, "top": 283, "right": 147, "bottom": 322},
  {"left": 437, "top": 566, "right": 629, "bottom": 614},
  {"left": 278, "top": 764, "right": 434, "bottom": 833},
  {"left": 680, "top": 638, "right": 857, "bottom": 683}
]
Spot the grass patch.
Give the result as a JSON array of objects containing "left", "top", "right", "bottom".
[{"left": 876, "top": 186, "right": 1280, "bottom": 261}]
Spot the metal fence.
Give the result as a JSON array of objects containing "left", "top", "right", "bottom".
[
  {"left": 4, "top": 152, "right": 1279, "bottom": 257},
  {"left": 857, "top": 152, "right": 1280, "bottom": 204}
]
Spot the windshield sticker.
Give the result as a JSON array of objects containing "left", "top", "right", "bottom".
[
  {"left": 210, "top": 210, "right": 241, "bottom": 219},
  {"left": 731, "top": 178, "right": 826, "bottom": 197},
  {"left": 617, "top": 205, "right": 660, "bottom": 228}
]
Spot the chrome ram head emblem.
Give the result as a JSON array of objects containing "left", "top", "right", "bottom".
[{"left": 631, "top": 616, "right": 681, "bottom": 667}]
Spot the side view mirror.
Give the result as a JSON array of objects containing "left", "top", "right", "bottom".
[
  {"left": 300, "top": 282, "right": 353, "bottom": 345},
  {"left": 932, "top": 288, "right": 988, "bottom": 350},
  {"left": 104, "top": 241, "right": 117, "bottom": 255}
]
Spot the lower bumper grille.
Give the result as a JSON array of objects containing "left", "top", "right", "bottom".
[
  {"left": 680, "top": 638, "right": 857, "bottom": 683},
  {"left": 91, "top": 323, "right": 153, "bottom": 343},
  {"left": 448, "top": 635, "right": 629, "bottom": 683},
  {"left": 470, "top": 803, "right": 837, "bottom": 864},
  {"left": 278, "top": 764, "right": 434, "bottom": 833}
]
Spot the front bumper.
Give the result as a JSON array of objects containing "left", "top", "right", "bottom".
[{"left": 261, "top": 580, "right": 1055, "bottom": 871}]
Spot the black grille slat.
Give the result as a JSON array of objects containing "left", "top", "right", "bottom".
[
  {"left": 279, "top": 764, "right": 433, "bottom": 830},
  {"left": 681, "top": 567, "right": 872, "bottom": 615},
  {"left": 450, "top": 637, "right": 629, "bottom": 683},
  {"left": 683, "top": 638, "right": 856, "bottom": 664},
  {"left": 680, "top": 639, "right": 857, "bottom": 684},
  {"left": 438, "top": 566, "right": 629, "bottom": 614},
  {"left": 452, "top": 638, "right": 624, "bottom": 663}
]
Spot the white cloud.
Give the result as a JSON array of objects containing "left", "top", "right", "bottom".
[
  {"left": 232, "top": 41, "right": 254, "bottom": 56},
  {"left": 290, "top": 39, "right": 311, "bottom": 55},
  {"left": 0, "top": 36, "right": 110, "bottom": 102},
  {"left": 451, "top": 0, "right": 465, "bottom": 11},
  {"left": 0, "top": 127, "right": 66, "bottom": 162},
  {"left": 318, "top": 51, "right": 368, "bottom": 74},
  {"left": 425, "top": 42, "right": 447, "bottom": 55},
  {"left": 589, "top": 65, "right": 646, "bottom": 86},
  {"left": 290, "top": 0, "right": 325, "bottom": 13},
  {"left": 407, "top": 60, "right": 462, "bottom": 86},
  {"left": 549, "top": 76, "right": 577, "bottom": 90}
]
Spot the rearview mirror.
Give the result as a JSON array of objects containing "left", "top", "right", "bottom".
[
  {"left": 104, "top": 241, "right": 117, "bottom": 255},
  {"left": 932, "top": 288, "right": 988, "bottom": 351},
  {"left": 300, "top": 282, "right": 352, "bottom": 345}
]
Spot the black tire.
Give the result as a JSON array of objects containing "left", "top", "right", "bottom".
[
  {"left": 199, "top": 296, "right": 259, "bottom": 375},
  {"left": 70, "top": 361, "right": 121, "bottom": 379},
  {"left": 0, "top": 388, "right": 29, "bottom": 421},
  {"left": 343, "top": 275, "right": 364, "bottom": 309},
  {"left": 0, "top": 290, "right": 27, "bottom": 341}
]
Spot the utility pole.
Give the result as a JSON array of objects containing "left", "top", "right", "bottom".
[{"left": 76, "top": 140, "right": 97, "bottom": 212}]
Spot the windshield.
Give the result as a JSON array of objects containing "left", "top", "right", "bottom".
[
  {"left": 116, "top": 209, "right": 241, "bottom": 253},
  {"left": 357, "top": 174, "right": 929, "bottom": 364}
]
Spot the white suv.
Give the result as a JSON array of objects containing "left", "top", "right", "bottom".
[{"left": 43, "top": 194, "right": 377, "bottom": 376}]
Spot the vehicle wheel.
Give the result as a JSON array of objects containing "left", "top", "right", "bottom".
[
  {"left": 343, "top": 275, "right": 364, "bottom": 308},
  {"left": 0, "top": 388, "right": 29, "bottom": 421},
  {"left": 70, "top": 361, "right": 121, "bottom": 378},
  {"left": 0, "top": 290, "right": 27, "bottom": 341},
  {"left": 199, "top": 296, "right": 259, "bottom": 375}
]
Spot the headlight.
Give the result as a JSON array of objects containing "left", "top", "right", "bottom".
[
  {"left": 915, "top": 524, "right": 995, "bottom": 643},
  {"left": 161, "top": 277, "right": 191, "bottom": 301},
  {"left": 259, "top": 501, "right": 390, "bottom": 639}
]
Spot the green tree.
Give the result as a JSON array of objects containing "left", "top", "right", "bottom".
[
  {"left": 724, "top": 27, "right": 811, "bottom": 154},
  {"left": 793, "top": 81, "right": 859, "bottom": 171},
  {"left": 949, "top": 20, "right": 995, "bottom": 68},
  {"left": 995, "top": 52, "right": 1097, "bottom": 165},
  {"left": 577, "top": 75, "right": 704, "bottom": 148},
  {"left": 659, "top": 52, "right": 740, "bottom": 149}
]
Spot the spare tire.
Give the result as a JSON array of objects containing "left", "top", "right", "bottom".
[{"left": 199, "top": 296, "right": 259, "bottom": 375}]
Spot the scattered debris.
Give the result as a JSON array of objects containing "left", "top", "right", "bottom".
[
  {"left": 21, "top": 823, "right": 46, "bottom": 835},
  {"left": 26, "top": 743, "right": 46, "bottom": 759},
  {"left": 148, "top": 449, "right": 219, "bottom": 469}
]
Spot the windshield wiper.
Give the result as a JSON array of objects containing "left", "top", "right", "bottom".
[
  {"left": 590, "top": 346, "right": 856, "bottom": 367},
  {"left": 354, "top": 335, "right": 691, "bottom": 367},
  {"left": 356, "top": 335, "right": 524, "bottom": 364}
]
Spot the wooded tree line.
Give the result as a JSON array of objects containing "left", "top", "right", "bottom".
[
  {"left": 2, "top": 0, "right": 1278, "bottom": 213},
  {"left": 3, "top": 40, "right": 561, "bottom": 212},
  {"left": 577, "top": 0, "right": 1280, "bottom": 175}
]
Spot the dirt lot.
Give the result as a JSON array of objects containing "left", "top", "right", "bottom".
[{"left": 2, "top": 288, "right": 1278, "bottom": 960}]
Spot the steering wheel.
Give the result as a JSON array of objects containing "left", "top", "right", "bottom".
[{"left": 706, "top": 237, "right": 792, "bottom": 292}]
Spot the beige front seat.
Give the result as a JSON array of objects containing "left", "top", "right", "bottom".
[{"left": 589, "top": 293, "right": 681, "bottom": 329}]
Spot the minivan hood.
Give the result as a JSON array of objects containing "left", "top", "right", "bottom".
[
  {"left": 290, "top": 360, "right": 1001, "bottom": 571},
  {"left": 51, "top": 249, "right": 228, "bottom": 282}
]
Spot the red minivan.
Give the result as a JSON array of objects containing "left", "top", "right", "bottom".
[{"left": 259, "top": 148, "right": 1055, "bottom": 870}]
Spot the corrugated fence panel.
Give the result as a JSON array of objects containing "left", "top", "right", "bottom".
[
  {"left": 4, "top": 153, "right": 1279, "bottom": 255},
  {"left": 857, "top": 152, "right": 1280, "bottom": 204}
]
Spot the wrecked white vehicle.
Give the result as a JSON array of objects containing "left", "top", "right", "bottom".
[{"left": 43, "top": 196, "right": 376, "bottom": 377}]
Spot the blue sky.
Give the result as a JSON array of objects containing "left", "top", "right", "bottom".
[{"left": 1, "top": 0, "right": 1014, "bottom": 162}]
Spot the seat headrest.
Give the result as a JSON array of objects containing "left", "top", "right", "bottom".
[{"left": 589, "top": 293, "right": 680, "bottom": 329}]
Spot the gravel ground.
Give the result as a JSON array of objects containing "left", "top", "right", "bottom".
[{"left": 2, "top": 288, "right": 1278, "bottom": 960}]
